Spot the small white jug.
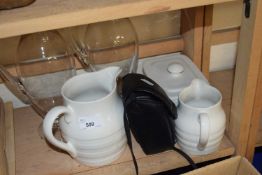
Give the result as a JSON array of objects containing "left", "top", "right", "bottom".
[
  {"left": 43, "top": 66, "right": 126, "bottom": 166},
  {"left": 175, "top": 79, "right": 226, "bottom": 155}
]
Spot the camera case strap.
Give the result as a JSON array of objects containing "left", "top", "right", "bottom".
[{"left": 119, "top": 73, "right": 196, "bottom": 174}]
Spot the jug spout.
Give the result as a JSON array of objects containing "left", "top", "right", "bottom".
[
  {"left": 102, "top": 66, "right": 122, "bottom": 79},
  {"left": 186, "top": 79, "right": 211, "bottom": 98},
  {"left": 190, "top": 79, "right": 209, "bottom": 91},
  {"left": 179, "top": 78, "right": 222, "bottom": 110},
  {"left": 100, "top": 66, "right": 122, "bottom": 86}
]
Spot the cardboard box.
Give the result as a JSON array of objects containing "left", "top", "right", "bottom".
[{"left": 183, "top": 156, "right": 260, "bottom": 175}]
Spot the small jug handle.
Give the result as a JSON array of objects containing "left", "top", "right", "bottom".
[
  {"left": 198, "top": 113, "right": 209, "bottom": 150},
  {"left": 43, "top": 106, "right": 77, "bottom": 157}
]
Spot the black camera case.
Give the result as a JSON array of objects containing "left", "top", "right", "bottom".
[{"left": 121, "top": 73, "right": 177, "bottom": 154}]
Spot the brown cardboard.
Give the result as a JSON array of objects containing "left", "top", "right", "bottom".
[{"left": 183, "top": 156, "right": 260, "bottom": 175}]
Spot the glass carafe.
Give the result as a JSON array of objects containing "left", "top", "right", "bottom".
[
  {"left": 16, "top": 30, "right": 76, "bottom": 116},
  {"left": 0, "top": 30, "right": 76, "bottom": 118},
  {"left": 72, "top": 19, "right": 138, "bottom": 77}
]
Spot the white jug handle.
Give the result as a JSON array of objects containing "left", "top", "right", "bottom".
[
  {"left": 43, "top": 106, "right": 77, "bottom": 157},
  {"left": 198, "top": 113, "right": 209, "bottom": 150}
]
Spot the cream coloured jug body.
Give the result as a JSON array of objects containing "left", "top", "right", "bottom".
[
  {"left": 43, "top": 67, "right": 126, "bottom": 166},
  {"left": 175, "top": 79, "right": 226, "bottom": 155}
]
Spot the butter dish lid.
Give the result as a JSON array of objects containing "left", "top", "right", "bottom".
[{"left": 142, "top": 53, "right": 207, "bottom": 95}]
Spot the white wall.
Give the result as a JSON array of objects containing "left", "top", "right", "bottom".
[{"left": 210, "top": 42, "right": 237, "bottom": 72}]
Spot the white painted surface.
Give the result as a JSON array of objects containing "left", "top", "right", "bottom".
[
  {"left": 210, "top": 42, "right": 237, "bottom": 72},
  {"left": 0, "top": 84, "right": 27, "bottom": 108},
  {"left": 0, "top": 69, "right": 85, "bottom": 108}
]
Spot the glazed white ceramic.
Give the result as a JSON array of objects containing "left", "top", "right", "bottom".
[
  {"left": 141, "top": 53, "right": 207, "bottom": 105},
  {"left": 43, "top": 66, "right": 126, "bottom": 166},
  {"left": 175, "top": 79, "right": 226, "bottom": 155}
]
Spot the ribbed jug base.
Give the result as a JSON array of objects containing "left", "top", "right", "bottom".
[{"left": 76, "top": 145, "right": 126, "bottom": 166}]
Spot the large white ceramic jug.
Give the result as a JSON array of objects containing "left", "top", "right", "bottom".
[
  {"left": 175, "top": 79, "right": 226, "bottom": 155},
  {"left": 43, "top": 67, "right": 126, "bottom": 166}
]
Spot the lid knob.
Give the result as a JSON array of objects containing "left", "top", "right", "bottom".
[{"left": 167, "top": 63, "right": 184, "bottom": 75}]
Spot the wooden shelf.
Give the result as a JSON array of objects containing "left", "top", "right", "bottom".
[
  {"left": 0, "top": 0, "right": 237, "bottom": 39},
  {"left": 11, "top": 69, "right": 235, "bottom": 175},
  {"left": 0, "top": 0, "right": 259, "bottom": 168},
  {"left": 13, "top": 106, "right": 234, "bottom": 175}
]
